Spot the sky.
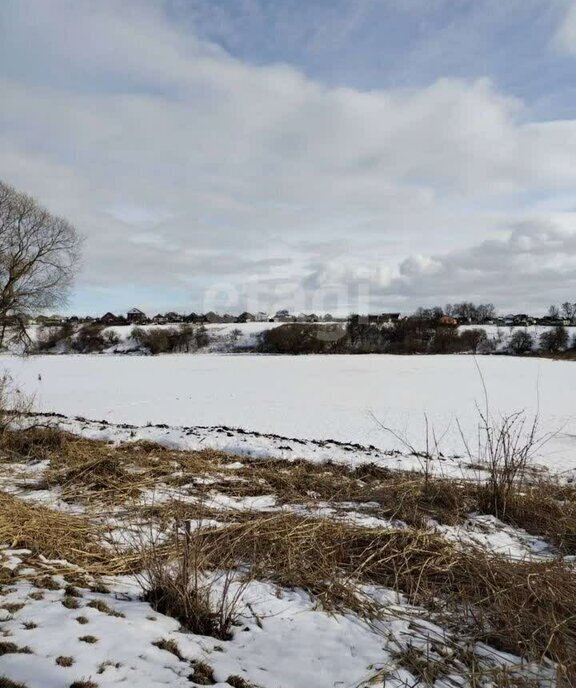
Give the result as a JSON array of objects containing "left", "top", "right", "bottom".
[{"left": 2, "top": 0, "right": 576, "bottom": 316}]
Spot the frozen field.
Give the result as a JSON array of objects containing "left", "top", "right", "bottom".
[{"left": 1, "top": 353, "right": 576, "bottom": 474}]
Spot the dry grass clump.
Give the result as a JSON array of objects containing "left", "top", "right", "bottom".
[
  {"left": 393, "top": 644, "right": 448, "bottom": 685},
  {"left": 152, "top": 638, "right": 184, "bottom": 660},
  {"left": 45, "top": 441, "right": 145, "bottom": 503},
  {"left": 140, "top": 522, "right": 247, "bottom": 640},
  {"left": 62, "top": 596, "right": 80, "bottom": 610},
  {"left": 0, "top": 678, "right": 28, "bottom": 688},
  {"left": 189, "top": 661, "right": 216, "bottom": 685},
  {"left": 86, "top": 600, "right": 124, "bottom": 618},
  {"left": 32, "top": 576, "right": 60, "bottom": 590},
  {"left": 64, "top": 585, "right": 82, "bottom": 598},
  {"left": 494, "top": 482, "right": 576, "bottom": 554},
  {"left": 40, "top": 437, "right": 230, "bottom": 505},
  {"left": 0, "top": 492, "right": 136, "bottom": 575},
  {"left": 56, "top": 656, "right": 74, "bottom": 667},
  {"left": 1, "top": 602, "right": 24, "bottom": 614},
  {"left": 0, "top": 642, "right": 31, "bottom": 655},
  {"left": 0, "top": 427, "right": 68, "bottom": 462},
  {"left": 226, "top": 676, "right": 254, "bottom": 688}
]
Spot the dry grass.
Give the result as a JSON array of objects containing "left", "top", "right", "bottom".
[
  {"left": 0, "top": 427, "right": 68, "bottom": 463},
  {"left": 1, "top": 426, "right": 576, "bottom": 682},
  {"left": 1, "top": 603, "right": 24, "bottom": 614},
  {"left": 184, "top": 512, "right": 576, "bottom": 680},
  {"left": 6, "top": 423, "right": 575, "bottom": 551},
  {"left": 0, "top": 678, "right": 27, "bottom": 688},
  {"left": 152, "top": 638, "right": 184, "bottom": 660},
  {"left": 189, "top": 661, "right": 215, "bottom": 685},
  {"left": 0, "top": 491, "right": 138, "bottom": 575},
  {"left": 86, "top": 600, "right": 124, "bottom": 618},
  {"left": 55, "top": 656, "right": 74, "bottom": 667},
  {"left": 0, "top": 642, "right": 31, "bottom": 655},
  {"left": 226, "top": 677, "right": 254, "bottom": 688},
  {"left": 62, "top": 596, "right": 80, "bottom": 610},
  {"left": 138, "top": 521, "right": 248, "bottom": 640}
]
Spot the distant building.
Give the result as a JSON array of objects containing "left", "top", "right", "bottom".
[
  {"left": 127, "top": 308, "right": 147, "bottom": 324},
  {"left": 350, "top": 313, "right": 401, "bottom": 325},
  {"left": 204, "top": 311, "right": 222, "bottom": 324},
  {"left": 100, "top": 312, "right": 119, "bottom": 325},
  {"left": 273, "top": 309, "right": 291, "bottom": 322},
  {"left": 254, "top": 312, "right": 269, "bottom": 322},
  {"left": 164, "top": 312, "right": 183, "bottom": 323},
  {"left": 438, "top": 315, "right": 458, "bottom": 328}
]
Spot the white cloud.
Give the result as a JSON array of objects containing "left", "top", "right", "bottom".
[
  {"left": 554, "top": 3, "right": 576, "bottom": 53},
  {"left": 2, "top": 0, "right": 576, "bottom": 313}
]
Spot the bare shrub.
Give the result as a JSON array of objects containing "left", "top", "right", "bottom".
[
  {"left": 132, "top": 325, "right": 207, "bottom": 354},
  {"left": 133, "top": 519, "right": 249, "bottom": 640},
  {"left": 35, "top": 322, "right": 74, "bottom": 352},
  {"left": 508, "top": 329, "right": 534, "bottom": 355},
  {"left": 458, "top": 327, "right": 488, "bottom": 353},
  {"left": 258, "top": 323, "right": 345, "bottom": 354},
  {"left": 459, "top": 410, "right": 549, "bottom": 519},
  {"left": 0, "top": 373, "right": 34, "bottom": 437},
  {"left": 540, "top": 325, "right": 569, "bottom": 353},
  {"left": 71, "top": 323, "right": 107, "bottom": 353},
  {"left": 102, "top": 329, "right": 120, "bottom": 348}
]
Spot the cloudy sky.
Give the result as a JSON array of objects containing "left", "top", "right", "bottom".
[{"left": 2, "top": 0, "right": 576, "bottom": 316}]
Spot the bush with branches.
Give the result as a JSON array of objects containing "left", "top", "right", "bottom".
[
  {"left": 258, "top": 323, "right": 346, "bottom": 354},
  {"left": 508, "top": 329, "right": 534, "bottom": 355},
  {"left": 132, "top": 324, "right": 208, "bottom": 355},
  {"left": 539, "top": 325, "right": 569, "bottom": 353},
  {"left": 35, "top": 322, "right": 74, "bottom": 352}
]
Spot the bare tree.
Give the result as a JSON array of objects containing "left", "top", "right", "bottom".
[
  {"left": 561, "top": 301, "right": 576, "bottom": 323},
  {"left": 0, "top": 181, "right": 81, "bottom": 347}
]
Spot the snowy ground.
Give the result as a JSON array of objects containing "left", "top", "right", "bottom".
[
  {"left": 0, "top": 347, "right": 573, "bottom": 687},
  {"left": 2, "top": 546, "right": 553, "bottom": 688},
  {"left": 0, "top": 424, "right": 564, "bottom": 687},
  {"left": 1, "top": 353, "right": 575, "bottom": 477}
]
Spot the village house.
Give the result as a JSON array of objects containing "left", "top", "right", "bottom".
[
  {"left": 100, "top": 312, "right": 120, "bottom": 325},
  {"left": 127, "top": 308, "right": 147, "bottom": 324}
]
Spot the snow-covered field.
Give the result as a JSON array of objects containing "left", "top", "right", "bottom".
[
  {"left": 2, "top": 353, "right": 575, "bottom": 476},
  {"left": 1, "top": 352, "right": 575, "bottom": 687}
]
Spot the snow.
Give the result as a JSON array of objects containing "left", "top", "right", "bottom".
[
  {"left": 435, "top": 514, "right": 559, "bottom": 560},
  {"left": 1, "top": 353, "right": 575, "bottom": 475}
]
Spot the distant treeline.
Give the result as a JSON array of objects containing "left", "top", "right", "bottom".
[
  {"left": 257, "top": 319, "right": 576, "bottom": 356},
  {"left": 30, "top": 313, "right": 576, "bottom": 357},
  {"left": 257, "top": 320, "right": 488, "bottom": 355}
]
